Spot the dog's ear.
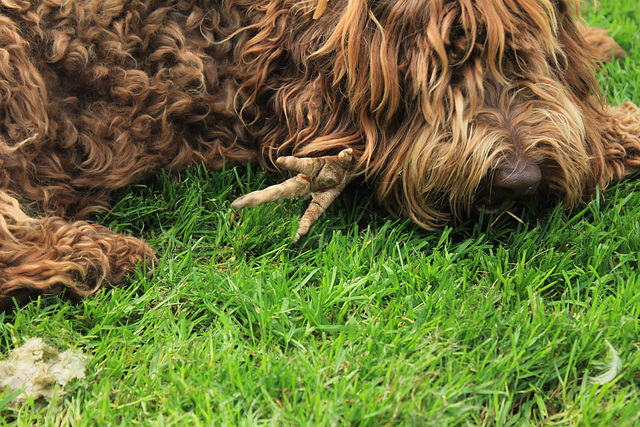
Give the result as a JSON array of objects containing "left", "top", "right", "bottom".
[
  {"left": 309, "top": 0, "right": 486, "bottom": 123},
  {"left": 310, "top": 0, "right": 403, "bottom": 124}
]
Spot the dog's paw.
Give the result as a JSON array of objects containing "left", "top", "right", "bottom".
[{"left": 231, "top": 148, "right": 354, "bottom": 242}]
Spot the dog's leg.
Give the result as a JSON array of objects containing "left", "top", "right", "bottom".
[
  {"left": 0, "top": 191, "right": 155, "bottom": 311},
  {"left": 581, "top": 26, "right": 626, "bottom": 62},
  {"left": 599, "top": 103, "right": 640, "bottom": 180},
  {"left": 231, "top": 148, "right": 354, "bottom": 242}
]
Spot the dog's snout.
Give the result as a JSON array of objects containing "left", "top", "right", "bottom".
[{"left": 492, "top": 154, "right": 542, "bottom": 198}]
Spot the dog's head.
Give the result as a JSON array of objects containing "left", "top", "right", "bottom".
[{"left": 241, "top": 0, "right": 609, "bottom": 227}]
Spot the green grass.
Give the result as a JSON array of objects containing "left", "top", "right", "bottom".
[{"left": 2, "top": 1, "right": 640, "bottom": 425}]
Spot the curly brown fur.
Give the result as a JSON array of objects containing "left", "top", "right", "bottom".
[
  {"left": 1, "top": 0, "right": 639, "bottom": 309},
  {"left": 0, "top": 191, "right": 154, "bottom": 310}
]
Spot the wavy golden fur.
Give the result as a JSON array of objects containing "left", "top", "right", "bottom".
[{"left": 1, "top": 0, "right": 639, "bottom": 309}]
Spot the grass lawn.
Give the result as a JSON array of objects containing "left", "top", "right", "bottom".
[{"left": 2, "top": 0, "right": 640, "bottom": 425}]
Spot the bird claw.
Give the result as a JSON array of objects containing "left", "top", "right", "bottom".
[{"left": 231, "top": 148, "right": 354, "bottom": 242}]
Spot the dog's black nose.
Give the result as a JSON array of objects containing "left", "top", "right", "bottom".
[{"left": 492, "top": 154, "right": 541, "bottom": 198}]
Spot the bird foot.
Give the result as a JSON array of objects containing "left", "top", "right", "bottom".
[{"left": 231, "top": 148, "right": 354, "bottom": 242}]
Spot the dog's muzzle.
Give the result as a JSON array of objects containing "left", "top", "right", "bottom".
[{"left": 475, "top": 153, "right": 542, "bottom": 214}]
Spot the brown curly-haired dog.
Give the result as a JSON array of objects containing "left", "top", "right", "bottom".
[{"left": 1, "top": 0, "right": 639, "bottom": 310}]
